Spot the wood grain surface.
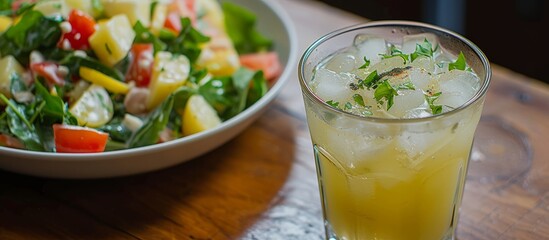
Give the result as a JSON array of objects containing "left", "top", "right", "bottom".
[{"left": 1, "top": 1, "right": 548, "bottom": 239}]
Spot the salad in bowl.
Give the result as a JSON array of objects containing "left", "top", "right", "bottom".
[{"left": 0, "top": 0, "right": 283, "bottom": 153}]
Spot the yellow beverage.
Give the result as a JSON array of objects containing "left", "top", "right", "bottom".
[
  {"left": 299, "top": 21, "right": 491, "bottom": 240},
  {"left": 307, "top": 102, "right": 482, "bottom": 239}
]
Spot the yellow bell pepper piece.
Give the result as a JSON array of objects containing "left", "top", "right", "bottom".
[
  {"left": 79, "top": 67, "right": 130, "bottom": 94},
  {"left": 0, "top": 16, "right": 12, "bottom": 32}
]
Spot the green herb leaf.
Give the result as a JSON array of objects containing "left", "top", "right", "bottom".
[
  {"left": 172, "top": 86, "right": 197, "bottom": 112},
  {"left": 374, "top": 80, "right": 398, "bottom": 110},
  {"left": 395, "top": 81, "right": 416, "bottom": 91},
  {"left": 449, "top": 52, "right": 467, "bottom": 71},
  {"left": 222, "top": 2, "right": 273, "bottom": 54},
  {"left": 164, "top": 17, "right": 210, "bottom": 63},
  {"left": 358, "top": 57, "right": 370, "bottom": 69},
  {"left": 360, "top": 70, "right": 381, "bottom": 89},
  {"left": 326, "top": 100, "right": 340, "bottom": 109},
  {"left": 0, "top": 94, "right": 44, "bottom": 151},
  {"left": 410, "top": 38, "right": 435, "bottom": 62},
  {"left": 128, "top": 95, "right": 175, "bottom": 148},
  {"left": 425, "top": 92, "right": 443, "bottom": 114},
  {"left": 353, "top": 94, "right": 365, "bottom": 107},
  {"left": 34, "top": 80, "right": 64, "bottom": 123},
  {"left": 133, "top": 21, "right": 167, "bottom": 54},
  {"left": 380, "top": 45, "right": 409, "bottom": 64},
  {"left": 198, "top": 68, "right": 267, "bottom": 120},
  {"left": 0, "top": 0, "right": 12, "bottom": 15},
  {"left": 344, "top": 102, "right": 352, "bottom": 110},
  {"left": 0, "top": 10, "right": 62, "bottom": 65},
  {"left": 59, "top": 54, "right": 125, "bottom": 81},
  {"left": 98, "top": 118, "right": 133, "bottom": 143}
]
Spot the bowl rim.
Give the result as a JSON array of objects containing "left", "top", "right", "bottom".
[{"left": 0, "top": 0, "right": 298, "bottom": 161}]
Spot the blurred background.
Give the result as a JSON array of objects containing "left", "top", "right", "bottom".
[{"left": 317, "top": 0, "right": 547, "bottom": 83}]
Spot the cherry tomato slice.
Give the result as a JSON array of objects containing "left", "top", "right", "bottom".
[
  {"left": 53, "top": 124, "right": 109, "bottom": 153},
  {"left": 30, "top": 62, "right": 66, "bottom": 86},
  {"left": 239, "top": 52, "right": 282, "bottom": 81},
  {"left": 58, "top": 9, "right": 96, "bottom": 50},
  {"left": 126, "top": 43, "right": 154, "bottom": 87}
]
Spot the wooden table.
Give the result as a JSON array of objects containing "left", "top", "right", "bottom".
[{"left": 1, "top": 1, "right": 548, "bottom": 239}]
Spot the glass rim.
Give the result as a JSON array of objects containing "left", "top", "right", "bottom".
[{"left": 298, "top": 20, "right": 492, "bottom": 124}]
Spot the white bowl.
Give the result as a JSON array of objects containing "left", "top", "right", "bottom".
[{"left": 0, "top": 0, "right": 298, "bottom": 179}]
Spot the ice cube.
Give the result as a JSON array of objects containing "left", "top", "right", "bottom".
[
  {"left": 437, "top": 70, "right": 480, "bottom": 109},
  {"left": 410, "top": 56, "right": 435, "bottom": 72},
  {"left": 315, "top": 115, "right": 395, "bottom": 169},
  {"left": 398, "top": 129, "right": 452, "bottom": 168},
  {"left": 408, "top": 67, "right": 433, "bottom": 90},
  {"left": 402, "top": 33, "right": 439, "bottom": 54},
  {"left": 404, "top": 107, "right": 432, "bottom": 119},
  {"left": 354, "top": 35, "right": 387, "bottom": 64},
  {"left": 311, "top": 68, "right": 355, "bottom": 104},
  {"left": 387, "top": 89, "right": 426, "bottom": 118},
  {"left": 368, "top": 57, "right": 406, "bottom": 76},
  {"left": 324, "top": 52, "right": 359, "bottom": 73}
]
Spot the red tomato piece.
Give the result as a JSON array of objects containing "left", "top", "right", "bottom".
[
  {"left": 53, "top": 124, "right": 109, "bottom": 153},
  {"left": 11, "top": 0, "right": 38, "bottom": 13},
  {"left": 126, "top": 43, "right": 154, "bottom": 87},
  {"left": 168, "top": 0, "right": 196, "bottom": 23},
  {"left": 239, "top": 52, "right": 282, "bottom": 81},
  {"left": 30, "top": 62, "right": 66, "bottom": 86},
  {"left": 0, "top": 134, "right": 25, "bottom": 149},
  {"left": 164, "top": 12, "right": 182, "bottom": 33},
  {"left": 58, "top": 9, "right": 96, "bottom": 50},
  {"left": 164, "top": 0, "right": 196, "bottom": 33}
]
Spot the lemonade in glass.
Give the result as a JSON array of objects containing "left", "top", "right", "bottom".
[{"left": 298, "top": 21, "right": 491, "bottom": 240}]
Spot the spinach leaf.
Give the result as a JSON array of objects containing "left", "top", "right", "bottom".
[
  {"left": 10, "top": 73, "right": 27, "bottom": 97},
  {"left": 199, "top": 76, "right": 237, "bottom": 120},
  {"left": 34, "top": 80, "right": 64, "bottom": 122},
  {"left": 133, "top": 21, "right": 166, "bottom": 54},
  {"left": 0, "top": 0, "right": 12, "bottom": 15},
  {"left": 128, "top": 95, "right": 174, "bottom": 148},
  {"left": 1, "top": 2, "right": 35, "bottom": 16},
  {"left": 98, "top": 118, "right": 132, "bottom": 142},
  {"left": 104, "top": 140, "right": 127, "bottom": 151},
  {"left": 0, "top": 95, "right": 43, "bottom": 151},
  {"left": 59, "top": 54, "right": 125, "bottom": 81},
  {"left": 0, "top": 111, "right": 10, "bottom": 135},
  {"left": 0, "top": 10, "right": 61, "bottom": 65},
  {"left": 164, "top": 17, "right": 210, "bottom": 63},
  {"left": 199, "top": 68, "right": 267, "bottom": 120},
  {"left": 222, "top": 2, "right": 273, "bottom": 54},
  {"left": 173, "top": 86, "right": 197, "bottom": 112},
  {"left": 245, "top": 71, "right": 268, "bottom": 108}
]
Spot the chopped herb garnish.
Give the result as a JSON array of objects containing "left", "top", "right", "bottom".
[
  {"left": 360, "top": 70, "right": 381, "bottom": 89},
  {"left": 358, "top": 57, "right": 370, "bottom": 69},
  {"left": 349, "top": 82, "right": 359, "bottom": 91},
  {"left": 449, "top": 52, "right": 466, "bottom": 71},
  {"left": 353, "top": 94, "right": 365, "bottom": 107},
  {"left": 425, "top": 92, "right": 443, "bottom": 114},
  {"left": 410, "top": 38, "right": 435, "bottom": 62},
  {"left": 344, "top": 102, "right": 352, "bottom": 110},
  {"left": 395, "top": 81, "right": 416, "bottom": 91},
  {"left": 326, "top": 100, "right": 340, "bottom": 109},
  {"left": 374, "top": 80, "right": 398, "bottom": 110},
  {"left": 380, "top": 45, "right": 409, "bottom": 64},
  {"left": 105, "top": 43, "right": 112, "bottom": 55},
  {"left": 436, "top": 62, "right": 444, "bottom": 68}
]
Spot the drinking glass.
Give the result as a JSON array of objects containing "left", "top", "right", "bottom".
[{"left": 298, "top": 21, "right": 491, "bottom": 240}]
